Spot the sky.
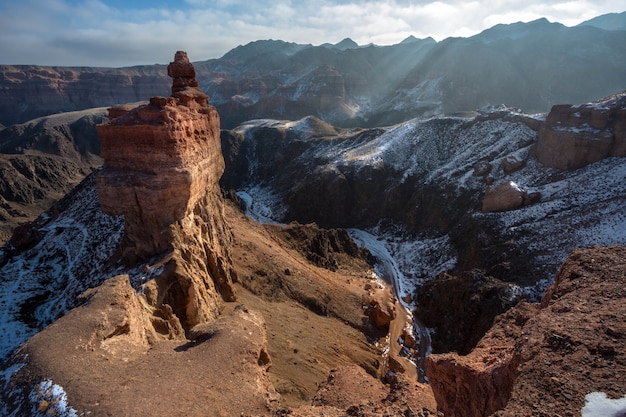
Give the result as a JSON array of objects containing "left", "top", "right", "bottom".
[{"left": 0, "top": 0, "right": 623, "bottom": 67}]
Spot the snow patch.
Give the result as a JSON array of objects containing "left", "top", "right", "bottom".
[
  {"left": 29, "top": 380, "right": 78, "bottom": 417},
  {"left": 582, "top": 392, "right": 626, "bottom": 417},
  {"left": 237, "top": 186, "right": 288, "bottom": 224}
]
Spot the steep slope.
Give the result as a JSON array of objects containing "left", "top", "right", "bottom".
[
  {"left": 0, "top": 173, "right": 124, "bottom": 361},
  {"left": 426, "top": 246, "right": 626, "bottom": 417},
  {"left": 0, "top": 107, "right": 108, "bottom": 242}
]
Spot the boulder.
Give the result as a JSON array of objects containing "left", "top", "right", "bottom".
[
  {"left": 401, "top": 323, "right": 417, "bottom": 349},
  {"left": 481, "top": 181, "right": 533, "bottom": 212},
  {"left": 501, "top": 155, "right": 525, "bottom": 174},
  {"left": 8, "top": 221, "right": 43, "bottom": 250},
  {"left": 367, "top": 298, "right": 396, "bottom": 328}
]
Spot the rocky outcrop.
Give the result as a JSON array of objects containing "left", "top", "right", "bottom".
[
  {"left": 287, "top": 365, "right": 438, "bottom": 417},
  {"left": 96, "top": 51, "right": 235, "bottom": 329},
  {"left": 536, "top": 91, "right": 626, "bottom": 170},
  {"left": 5, "top": 276, "right": 279, "bottom": 417},
  {"left": 269, "top": 221, "right": 373, "bottom": 271},
  {"left": 426, "top": 246, "right": 626, "bottom": 416},
  {"left": 425, "top": 303, "right": 534, "bottom": 417}
]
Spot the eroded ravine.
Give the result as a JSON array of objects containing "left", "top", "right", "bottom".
[{"left": 348, "top": 229, "right": 431, "bottom": 382}]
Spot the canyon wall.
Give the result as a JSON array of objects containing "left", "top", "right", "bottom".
[{"left": 0, "top": 65, "right": 169, "bottom": 126}]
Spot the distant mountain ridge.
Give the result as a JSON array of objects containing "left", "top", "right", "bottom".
[
  {"left": 0, "top": 13, "right": 625, "bottom": 129},
  {"left": 578, "top": 10, "right": 626, "bottom": 31}
]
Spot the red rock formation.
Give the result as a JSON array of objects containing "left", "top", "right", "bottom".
[
  {"left": 96, "top": 51, "right": 235, "bottom": 329},
  {"left": 425, "top": 303, "right": 534, "bottom": 417},
  {"left": 426, "top": 246, "right": 626, "bottom": 416},
  {"left": 500, "top": 155, "right": 524, "bottom": 174},
  {"left": 536, "top": 91, "right": 626, "bottom": 170},
  {"left": 0, "top": 65, "right": 169, "bottom": 126},
  {"left": 367, "top": 298, "right": 396, "bottom": 328}
]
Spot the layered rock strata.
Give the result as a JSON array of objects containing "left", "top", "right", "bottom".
[
  {"left": 537, "top": 91, "right": 626, "bottom": 170},
  {"left": 96, "top": 51, "right": 235, "bottom": 329},
  {"left": 426, "top": 246, "right": 626, "bottom": 417}
]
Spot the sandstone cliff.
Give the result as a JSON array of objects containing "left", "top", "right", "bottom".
[{"left": 0, "top": 64, "right": 168, "bottom": 126}]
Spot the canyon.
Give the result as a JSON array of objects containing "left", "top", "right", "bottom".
[
  {"left": 0, "top": 22, "right": 625, "bottom": 415},
  {"left": 0, "top": 52, "right": 435, "bottom": 416}
]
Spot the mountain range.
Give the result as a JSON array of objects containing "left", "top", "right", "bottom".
[{"left": 1, "top": 13, "right": 625, "bottom": 129}]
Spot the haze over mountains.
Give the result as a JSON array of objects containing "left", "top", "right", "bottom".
[{"left": 1, "top": 13, "right": 625, "bottom": 129}]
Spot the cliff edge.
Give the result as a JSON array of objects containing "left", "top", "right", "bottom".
[{"left": 426, "top": 246, "right": 626, "bottom": 417}]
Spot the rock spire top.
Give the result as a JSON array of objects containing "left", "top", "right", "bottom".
[
  {"left": 166, "top": 50, "right": 208, "bottom": 106},
  {"left": 168, "top": 51, "right": 198, "bottom": 94}
]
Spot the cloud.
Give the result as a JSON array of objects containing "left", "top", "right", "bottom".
[{"left": 0, "top": 0, "right": 623, "bottom": 66}]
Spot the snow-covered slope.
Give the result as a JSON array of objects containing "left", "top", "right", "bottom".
[
  {"left": 0, "top": 174, "right": 124, "bottom": 362},
  {"left": 224, "top": 108, "right": 626, "bottom": 299}
]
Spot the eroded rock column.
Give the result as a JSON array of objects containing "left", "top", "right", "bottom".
[{"left": 96, "top": 51, "right": 235, "bottom": 330}]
